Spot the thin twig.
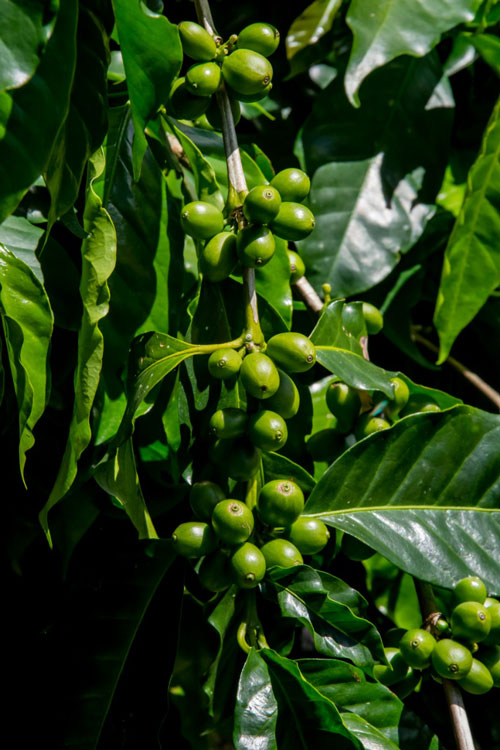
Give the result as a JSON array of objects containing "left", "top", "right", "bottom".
[
  {"left": 415, "top": 580, "right": 475, "bottom": 750},
  {"left": 412, "top": 329, "right": 500, "bottom": 411},
  {"left": 294, "top": 275, "right": 323, "bottom": 313}
]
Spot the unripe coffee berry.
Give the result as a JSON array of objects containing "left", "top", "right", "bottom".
[{"left": 211, "top": 499, "right": 254, "bottom": 545}]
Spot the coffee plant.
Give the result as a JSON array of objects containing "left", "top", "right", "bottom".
[{"left": 3, "top": 0, "right": 500, "bottom": 748}]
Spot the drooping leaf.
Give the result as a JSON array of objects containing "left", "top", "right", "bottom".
[
  {"left": 45, "top": 1, "right": 111, "bottom": 224},
  {"left": 305, "top": 406, "right": 500, "bottom": 593},
  {"left": 203, "top": 585, "right": 240, "bottom": 710},
  {"left": 286, "top": 0, "right": 343, "bottom": 78},
  {"left": 434, "top": 95, "right": 500, "bottom": 362},
  {"left": 170, "top": 121, "right": 224, "bottom": 211},
  {"left": 262, "top": 451, "right": 316, "bottom": 494},
  {"left": 40, "top": 148, "right": 116, "bottom": 543},
  {"left": 0, "top": 245, "right": 53, "bottom": 480},
  {"left": 261, "top": 649, "right": 361, "bottom": 749},
  {"left": 314, "top": 345, "right": 396, "bottom": 398},
  {"left": 111, "top": 0, "right": 182, "bottom": 178},
  {"left": 0, "top": 0, "right": 78, "bottom": 222},
  {"left": 0, "top": 215, "right": 44, "bottom": 281},
  {"left": 0, "top": 0, "right": 59, "bottom": 90},
  {"left": 345, "top": 0, "right": 481, "bottom": 106},
  {"left": 233, "top": 649, "right": 278, "bottom": 750},
  {"left": 268, "top": 565, "right": 385, "bottom": 671}
]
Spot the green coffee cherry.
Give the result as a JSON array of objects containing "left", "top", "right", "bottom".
[
  {"left": 270, "top": 202, "right": 315, "bottom": 241},
  {"left": 270, "top": 168, "right": 310, "bottom": 202},
  {"left": 205, "top": 95, "right": 241, "bottom": 130},
  {"left": 399, "top": 629, "right": 436, "bottom": 669},
  {"left": 325, "top": 382, "right": 361, "bottom": 434},
  {"left": 239, "top": 352, "right": 280, "bottom": 399},
  {"left": 230, "top": 82, "right": 272, "bottom": 102},
  {"left": 243, "top": 185, "right": 281, "bottom": 224},
  {"left": 362, "top": 302, "right": 384, "bottom": 334},
  {"left": 306, "top": 429, "right": 344, "bottom": 463},
  {"left": 185, "top": 61, "right": 221, "bottom": 97},
  {"left": 211, "top": 499, "right": 254, "bottom": 545},
  {"left": 477, "top": 645, "right": 500, "bottom": 687},
  {"left": 266, "top": 332, "right": 316, "bottom": 373},
  {"left": 248, "top": 410, "right": 288, "bottom": 452},
  {"left": 400, "top": 394, "right": 440, "bottom": 416},
  {"left": 257, "top": 479, "right": 304, "bottom": 527},
  {"left": 457, "top": 658, "right": 494, "bottom": 695},
  {"left": 354, "top": 414, "right": 390, "bottom": 440},
  {"left": 261, "top": 538, "right": 303, "bottom": 568},
  {"left": 431, "top": 639, "right": 473, "bottom": 680},
  {"left": 230, "top": 542, "right": 266, "bottom": 588},
  {"left": 287, "top": 249, "right": 305, "bottom": 283},
  {"left": 341, "top": 533, "right": 375, "bottom": 561},
  {"left": 199, "top": 232, "right": 238, "bottom": 282},
  {"left": 168, "top": 77, "right": 211, "bottom": 120},
  {"left": 377, "top": 377, "right": 410, "bottom": 420},
  {"left": 180, "top": 201, "right": 224, "bottom": 239},
  {"left": 483, "top": 597, "right": 500, "bottom": 645},
  {"left": 373, "top": 648, "right": 409, "bottom": 686},
  {"left": 178, "top": 21, "right": 217, "bottom": 61},
  {"left": 222, "top": 48, "right": 273, "bottom": 96},
  {"left": 265, "top": 369, "right": 300, "bottom": 419},
  {"left": 211, "top": 438, "right": 261, "bottom": 481},
  {"left": 236, "top": 225, "right": 275, "bottom": 267},
  {"left": 454, "top": 575, "right": 487, "bottom": 604},
  {"left": 190, "top": 480, "right": 226, "bottom": 520},
  {"left": 209, "top": 408, "right": 248, "bottom": 439},
  {"left": 198, "top": 550, "right": 232, "bottom": 592},
  {"left": 287, "top": 517, "right": 330, "bottom": 555},
  {"left": 237, "top": 22, "right": 280, "bottom": 57},
  {"left": 172, "top": 521, "right": 217, "bottom": 558},
  {"left": 451, "top": 601, "right": 491, "bottom": 642},
  {"left": 208, "top": 347, "right": 242, "bottom": 379}
]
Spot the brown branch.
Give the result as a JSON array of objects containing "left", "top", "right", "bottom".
[{"left": 412, "top": 329, "right": 500, "bottom": 412}]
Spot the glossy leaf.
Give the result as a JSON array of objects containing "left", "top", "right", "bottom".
[
  {"left": 469, "top": 33, "right": 500, "bottom": 76},
  {"left": 345, "top": 0, "right": 481, "bottom": 106},
  {"left": 171, "top": 121, "right": 224, "bottom": 211},
  {"left": 233, "top": 649, "right": 278, "bottom": 750},
  {"left": 0, "top": 0, "right": 59, "bottom": 90},
  {"left": 298, "top": 157, "right": 435, "bottom": 296},
  {"left": 0, "top": 0, "right": 77, "bottom": 222},
  {"left": 262, "top": 451, "right": 316, "bottom": 494},
  {"left": 314, "top": 346, "right": 395, "bottom": 398},
  {"left": 300, "top": 658, "right": 438, "bottom": 750},
  {"left": 261, "top": 649, "right": 361, "bottom": 749},
  {"left": 112, "top": 0, "right": 182, "bottom": 178},
  {"left": 254, "top": 236, "right": 293, "bottom": 329},
  {"left": 434, "top": 95, "right": 500, "bottom": 362},
  {"left": 310, "top": 300, "right": 364, "bottom": 354},
  {"left": 286, "top": 0, "right": 343, "bottom": 77},
  {"left": 268, "top": 565, "right": 385, "bottom": 671},
  {"left": 0, "top": 245, "right": 53, "bottom": 480},
  {"left": 45, "top": 1, "right": 110, "bottom": 224},
  {"left": 0, "top": 215, "right": 44, "bottom": 282},
  {"left": 203, "top": 585, "right": 240, "bottom": 708},
  {"left": 305, "top": 406, "right": 500, "bottom": 592},
  {"left": 40, "top": 149, "right": 117, "bottom": 542}
]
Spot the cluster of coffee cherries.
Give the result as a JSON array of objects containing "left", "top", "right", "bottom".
[
  {"left": 375, "top": 576, "right": 500, "bottom": 697},
  {"left": 168, "top": 20, "right": 279, "bottom": 125},
  {"left": 180, "top": 166, "right": 314, "bottom": 276},
  {"left": 207, "top": 331, "right": 316, "bottom": 470},
  {"left": 172, "top": 478, "right": 330, "bottom": 591}
]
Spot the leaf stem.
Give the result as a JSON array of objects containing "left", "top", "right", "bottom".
[
  {"left": 412, "top": 329, "right": 500, "bottom": 411},
  {"left": 415, "top": 580, "right": 475, "bottom": 750},
  {"left": 193, "top": 0, "right": 264, "bottom": 348}
]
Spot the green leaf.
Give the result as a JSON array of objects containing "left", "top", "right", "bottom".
[
  {"left": 45, "top": 1, "right": 110, "bottom": 224},
  {"left": 262, "top": 452, "right": 316, "bottom": 494},
  {"left": 469, "top": 32, "right": 500, "bottom": 76},
  {"left": 0, "top": 0, "right": 78, "bottom": 222},
  {"left": 286, "top": 0, "right": 343, "bottom": 77},
  {"left": 203, "top": 585, "right": 240, "bottom": 709},
  {"left": 309, "top": 300, "right": 364, "bottom": 354},
  {"left": 314, "top": 346, "right": 395, "bottom": 398},
  {"left": 434, "top": 95, "right": 500, "bottom": 362},
  {"left": 0, "top": 0, "right": 59, "bottom": 90},
  {"left": 170, "top": 121, "right": 224, "bottom": 211},
  {"left": 40, "top": 149, "right": 116, "bottom": 542},
  {"left": 0, "top": 245, "right": 53, "bottom": 481},
  {"left": 233, "top": 649, "right": 278, "bottom": 750},
  {"left": 305, "top": 405, "right": 500, "bottom": 593},
  {"left": 298, "top": 158, "right": 435, "bottom": 296},
  {"left": 0, "top": 215, "right": 44, "bottom": 281},
  {"left": 112, "top": 0, "right": 182, "bottom": 178},
  {"left": 255, "top": 237, "right": 293, "bottom": 329},
  {"left": 268, "top": 565, "right": 385, "bottom": 671},
  {"left": 300, "top": 658, "right": 438, "bottom": 750},
  {"left": 261, "top": 649, "right": 361, "bottom": 749},
  {"left": 345, "top": 0, "right": 481, "bottom": 106}
]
